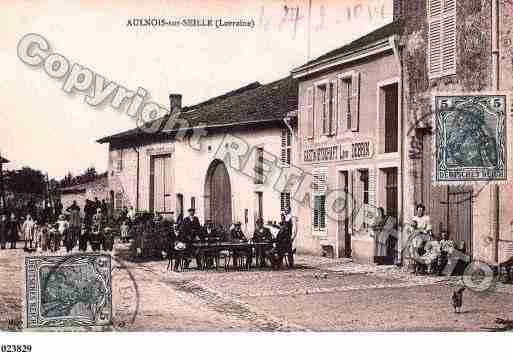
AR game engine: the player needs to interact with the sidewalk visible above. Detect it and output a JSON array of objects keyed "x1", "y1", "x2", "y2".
[{"x1": 295, "y1": 254, "x2": 513, "y2": 294}]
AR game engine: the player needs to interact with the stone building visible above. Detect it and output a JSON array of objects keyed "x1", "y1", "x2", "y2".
[
  {"x1": 291, "y1": 22, "x2": 403, "y2": 263},
  {"x1": 97, "y1": 77, "x2": 298, "y2": 237},
  {"x1": 290, "y1": 0, "x2": 513, "y2": 266},
  {"x1": 398, "y1": 0, "x2": 513, "y2": 265},
  {"x1": 59, "y1": 172, "x2": 109, "y2": 215}
]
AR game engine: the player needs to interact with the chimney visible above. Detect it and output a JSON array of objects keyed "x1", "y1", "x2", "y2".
[{"x1": 169, "y1": 94, "x2": 182, "y2": 112}]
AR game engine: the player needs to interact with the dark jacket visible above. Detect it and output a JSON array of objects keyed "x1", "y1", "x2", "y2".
[
  {"x1": 252, "y1": 227, "x2": 272, "y2": 243},
  {"x1": 200, "y1": 226, "x2": 219, "y2": 240},
  {"x1": 230, "y1": 228, "x2": 247, "y2": 242},
  {"x1": 181, "y1": 216, "x2": 201, "y2": 241}
]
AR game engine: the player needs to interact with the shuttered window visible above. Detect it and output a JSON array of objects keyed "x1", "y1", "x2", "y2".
[
  {"x1": 280, "y1": 192, "x2": 291, "y2": 213},
  {"x1": 428, "y1": 0, "x2": 456, "y2": 78},
  {"x1": 338, "y1": 72, "x2": 360, "y2": 132},
  {"x1": 281, "y1": 129, "x2": 292, "y2": 166},
  {"x1": 255, "y1": 147, "x2": 264, "y2": 184},
  {"x1": 306, "y1": 87, "x2": 314, "y2": 139},
  {"x1": 312, "y1": 168, "x2": 328, "y2": 233},
  {"x1": 317, "y1": 82, "x2": 338, "y2": 136}
]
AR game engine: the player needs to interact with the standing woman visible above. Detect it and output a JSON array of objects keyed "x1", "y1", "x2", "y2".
[
  {"x1": 409, "y1": 204, "x2": 432, "y2": 273},
  {"x1": 7, "y1": 213, "x2": 20, "y2": 249},
  {"x1": 22, "y1": 214, "x2": 36, "y2": 250}
]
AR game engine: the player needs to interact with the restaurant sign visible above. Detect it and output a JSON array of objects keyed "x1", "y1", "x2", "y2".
[{"x1": 303, "y1": 141, "x2": 373, "y2": 163}]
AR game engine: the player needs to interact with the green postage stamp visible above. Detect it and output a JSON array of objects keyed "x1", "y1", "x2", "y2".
[
  {"x1": 25, "y1": 254, "x2": 112, "y2": 329},
  {"x1": 435, "y1": 94, "x2": 508, "y2": 183}
]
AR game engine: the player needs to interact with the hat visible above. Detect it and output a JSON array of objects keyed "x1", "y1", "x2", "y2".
[{"x1": 188, "y1": 208, "x2": 195, "y2": 213}]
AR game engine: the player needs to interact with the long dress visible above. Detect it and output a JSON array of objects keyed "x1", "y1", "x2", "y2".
[{"x1": 22, "y1": 219, "x2": 36, "y2": 249}]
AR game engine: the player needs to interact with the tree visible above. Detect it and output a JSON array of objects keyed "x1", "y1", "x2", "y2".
[{"x1": 5, "y1": 167, "x2": 46, "y2": 195}]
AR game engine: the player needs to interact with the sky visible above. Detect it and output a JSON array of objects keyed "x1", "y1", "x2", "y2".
[{"x1": 0, "y1": 0, "x2": 392, "y2": 179}]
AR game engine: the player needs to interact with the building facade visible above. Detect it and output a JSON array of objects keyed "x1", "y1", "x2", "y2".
[
  {"x1": 59, "y1": 173, "x2": 109, "y2": 216},
  {"x1": 98, "y1": 77, "x2": 298, "y2": 237},
  {"x1": 399, "y1": 0, "x2": 513, "y2": 265},
  {"x1": 291, "y1": 22, "x2": 403, "y2": 263}
]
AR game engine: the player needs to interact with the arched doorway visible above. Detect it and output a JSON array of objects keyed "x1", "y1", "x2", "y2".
[{"x1": 204, "y1": 160, "x2": 232, "y2": 229}]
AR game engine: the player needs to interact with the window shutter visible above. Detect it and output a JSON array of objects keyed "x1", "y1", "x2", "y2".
[
  {"x1": 428, "y1": 0, "x2": 443, "y2": 17},
  {"x1": 428, "y1": 18, "x2": 442, "y2": 76},
  {"x1": 350, "y1": 72, "x2": 360, "y2": 132},
  {"x1": 368, "y1": 168, "x2": 376, "y2": 207},
  {"x1": 442, "y1": 10, "x2": 456, "y2": 74},
  {"x1": 281, "y1": 129, "x2": 291, "y2": 165},
  {"x1": 281, "y1": 129, "x2": 287, "y2": 164},
  {"x1": 428, "y1": 0, "x2": 456, "y2": 78},
  {"x1": 321, "y1": 86, "x2": 328, "y2": 135},
  {"x1": 306, "y1": 87, "x2": 314, "y2": 138},
  {"x1": 328, "y1": 82, "x2": 336, "y2": 135}
]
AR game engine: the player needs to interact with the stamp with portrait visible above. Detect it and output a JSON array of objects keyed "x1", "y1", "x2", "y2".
[
  {"x1": 434, "y1": 94, "x2": 508, "y2": 184},
  {"x1": 25, "y1": 254, "x2": 112, "y2": 329}
]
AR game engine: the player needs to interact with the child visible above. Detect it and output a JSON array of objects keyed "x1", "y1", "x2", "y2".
[
  {"x1": 48, "y1": 224, "x2": 59, "y2": 252},
  {"x1": 120, "y1": 221, "x2": 130, "y2": 243},
  {"x1": 22, "y1": 214, "x2": 36, "y2": 250},
  {"x1": 39, "y1": 224, "x2": 49, "y2": 252},
  {"x1": 79, "y1": 224, "x2": 89, "y2": 252}
]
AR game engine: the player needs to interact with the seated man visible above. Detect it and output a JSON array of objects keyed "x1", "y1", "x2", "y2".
[
  {"x1": 252, "y1": 218, "x2": 272, "y2": 267},
  {"x1": 201, "y1": 220, "x2": 219, "y2": 241},
  {"x1": 230, "y1": 222, "x2": 248, "y2": 268},
  {"x1": 268, "y1": 220, "x2": 293, "y2": 269},
  {"x1": 200, "y1": 220, "x2": 219, "y2": 268}
]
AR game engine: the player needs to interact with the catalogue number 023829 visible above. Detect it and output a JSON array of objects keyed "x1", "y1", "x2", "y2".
[{"x1": 1, "y1": 344, "x2": 32, "y2": 353}]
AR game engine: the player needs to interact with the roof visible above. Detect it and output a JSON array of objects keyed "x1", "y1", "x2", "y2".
[
  {"x1": 292, "y1": 21, "x2": 400, "y2": 74},
  {"x1": 59, "y1": 172, "x2": 108, "y2": 194},
  {"x1": 98, "y1": 76, "x2": 298, "y2": 144},
  {"x1": 0, "y1": 155, "x2": 9, "y2": 164}
]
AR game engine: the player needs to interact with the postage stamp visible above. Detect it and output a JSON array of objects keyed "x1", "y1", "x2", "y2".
[
  {"x1": 434, "y1": 94, "x2": 508, "y2": 183},
  {"x1": 25, "y1": 254, "x2": 112, "y2": 329}
]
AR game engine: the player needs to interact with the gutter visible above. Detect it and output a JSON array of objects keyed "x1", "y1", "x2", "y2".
[
  {"x1": 389, "y1": 34, "x2": 404, "y2": 265},
  {"x1": 292, "y1": 38, "x2": 395, "y2": 79}
]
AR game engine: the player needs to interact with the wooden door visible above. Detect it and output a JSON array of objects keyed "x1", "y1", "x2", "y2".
[
  {"x1": 150, "y1": 154, "x2": 172, "y2": 213},
  {"x1": 206, "y1": 161, "x2": 232, "y2": 229}
]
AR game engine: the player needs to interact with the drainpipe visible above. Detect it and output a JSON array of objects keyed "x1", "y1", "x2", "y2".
[
  {"x1": 491, "y1": 0, "x2": 500, "y2": 264},
  {"x1": 132, "y1": 146, "x2": 140, "y2": 212},
  {"x1": 390, "y1": 35, "x2": 404, "y2": 264}
]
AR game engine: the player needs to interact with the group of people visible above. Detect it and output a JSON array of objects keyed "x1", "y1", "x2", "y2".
[
  {"x1": 131, "y1": 206, "x2": 295, "y2": 271},
  {"x1": 0, "y1": 198, "x2": 118, "y2": 254},
  {"x1": 406, "y1": 204, "x2": 465, "y2": 275}
]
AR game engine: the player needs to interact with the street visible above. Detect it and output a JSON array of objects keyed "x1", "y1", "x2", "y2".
[{"x1": 1, "y1": 242, "x2": 512, "y2": 331}]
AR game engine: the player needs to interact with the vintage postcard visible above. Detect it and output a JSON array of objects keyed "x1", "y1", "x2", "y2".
[{"x1": 1, "y1": 0, "x2": 512, "y2": 355}]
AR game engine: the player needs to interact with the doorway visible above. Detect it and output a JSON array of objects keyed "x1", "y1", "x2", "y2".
[
  {"x1": 149, "y1": 154, "x2": 172, "y2": 213},
  {"x1": 338, "y1": 170, "x2": 351, "y2": 258},
  {"x1": 204, "y1": 160, "x2": 232, "y2": 229}
]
